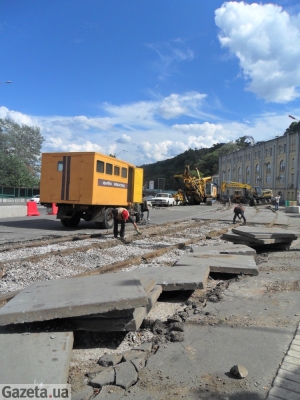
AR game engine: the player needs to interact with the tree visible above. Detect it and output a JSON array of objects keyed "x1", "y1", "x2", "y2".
[{"x1": 0, "y1": 118, "x2": 44, "y2": 186}]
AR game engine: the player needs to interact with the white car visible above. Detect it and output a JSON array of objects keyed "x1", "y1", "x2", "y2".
[
  {"x1": 29, "y1": 195, "x2": 40, "y2": 204},
  {"x1": 151, "y1": 193, "x2": 175, "y2": 207}
]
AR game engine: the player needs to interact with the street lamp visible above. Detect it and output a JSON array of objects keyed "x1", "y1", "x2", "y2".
[
  {"x1": 0, "y1": 81, "x2": 12, "y2": 84},
  {"x1": 116, "y1": 150, "x2": 127, "y2": 157},
  {"x1": 289, "y1": 115, "x2": 299, "y2": 121}
]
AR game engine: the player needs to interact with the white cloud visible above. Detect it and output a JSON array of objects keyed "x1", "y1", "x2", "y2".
[
  {"x1": 147, "y1": 39, "x2": 194, "y2": 80},
  {"x1": 1, "y1": 99, "x2": 297, "y2": 166},
  {"x1": 116, "y1": 134, "x2": 132, "y2": 144},
  {"x1": 215, "y1": 2, "x2": 300, "y2": 103}
]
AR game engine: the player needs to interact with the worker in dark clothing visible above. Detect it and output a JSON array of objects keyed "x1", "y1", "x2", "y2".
[
  {"x1": 112, "y1": 207, "x2": 141, "y2": 238},
  {"x1": 233, "y1": 205, "x2": 246, "y2": 225},
  {"x1": 142, "y1": 194, "x2": 150, "y2": 221}
]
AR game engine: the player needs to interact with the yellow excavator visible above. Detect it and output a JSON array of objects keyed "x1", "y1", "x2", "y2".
[
  {"x1": 174, "y1": 166, "x2": 218, "y2": 205},
  {"x1": 221, "y1": 181, "x2": 273, "y2": 205}
]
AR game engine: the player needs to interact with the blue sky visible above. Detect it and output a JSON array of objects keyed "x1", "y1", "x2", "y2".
[{"x1": 1, "y1": 0, "x2": 300, "y2": 166}]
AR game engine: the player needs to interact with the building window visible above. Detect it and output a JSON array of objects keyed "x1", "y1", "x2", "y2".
[
  {"x1": 121, "y1": 167, "x2": 127, "y2": 178},
  {"x1": 255, "y1": 176, "x2": 260, "y2": 184},
  {"x1": 96, "y1": 160, "x2": 105, "y2": 173},
  {"x1": 57, "y1": 161, "x2": 63, "y2": 172},
  {"x1": 238, "y1": 167, "x2": 241, "y2": 182},
  {"x1": 291, "y1": 173, "x2": 294, "y2": 187},
  {"x1": 228, "y1": 169, "x2": 231, "y2": 181},
  {"x1": 266, "y1": 175, "x2": 271, "y2": 184},
  {"x1": 246, "y1": 166, "x2": 250, "y2": 175},
  {"x1": 256, "y1": 164, "x2": 260, "y2": 173},
  {"x1": 106, "y1": 163, "x2": 113, "y2": 175},
  {"x1": 292, "y1": 158, "x2": 295, "y2": 169},
  {"x1": 266, "y1": 162, "x2": 271, "y2": 173},
  {"x1": 279, "y1": 174, "x2": 285, "y2": 183},
  {"x1": 279, "y1": 145, "x2": 282, "y2": 153},
  {"x1": 279, "y1": 160, "x2": 285, "y2": 171},
  {"x1": 246, "y1": 177, "x2": 250, "y2": 184}
]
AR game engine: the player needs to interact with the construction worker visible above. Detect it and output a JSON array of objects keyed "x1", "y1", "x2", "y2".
[
  {"x1": 233, "y1": 205, "x2": 246, "y2": 225},
  {"x1": 112, "y1": 207, "x2": 141, "y2": 238}
]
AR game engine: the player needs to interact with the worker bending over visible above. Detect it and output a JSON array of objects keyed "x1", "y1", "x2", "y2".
[
  {"x1": 112, "y1": 207, "x2": 141, "y2": 238},
  {"x1": 233, "y1": 205, "x2": 246, "y2": 225}
]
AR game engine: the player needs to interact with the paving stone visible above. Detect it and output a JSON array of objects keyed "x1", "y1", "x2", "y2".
[
  {"x1": 132, "y1": 341, "x2": 153, "y2": 353},
  {"x1": 0, "y1": 274, "x2": 149, "y2": 326},
  {"x1": 192, "y1": 243, "x2": 256, "y2": 255},
  {"x1": 280, "y1": 360, "x2": 300, "y2": 375},
  {"x1": 114, "y1": 361, "x2": 138, "y2": 389},
  {"x1": 0, "y1": 331, "x2": 73, "y2": 384},
  {"x1": 72, "y1": 385, "x2": 94, "y2": 400},
  {"x1": 278, "y1": 368, "x2": 300, "y2": 384},
  {"x1": 98, "y1": 354, "x2": 123, "y2": 367},
  {"x1": 122, "y1": 349, "x2": 148, "y2": 362},
  {"x1": 130, "y1": 357, "x2": 146, "y2": 372},
  {"x1": 175, "y1": 253, "x2": 258, "y2": 276},
  {"x1": 287, "y1": 349, "x2": 300, "y2": 359},
  {"x1": 283, "y1": 355, "x2": 300, "y2": 366},
  {"x1": 94, "y1": 385, "x2": 125, "y2": 399},
  {"x1": 90, "y1": 366, "x2": 115, "y2": 388},
  {"x1": 273, "y1": 375, "x2": 300, "y2": 393},
  {"x1": 268, "y1": 386, "x2": 300, "y2": 400}
]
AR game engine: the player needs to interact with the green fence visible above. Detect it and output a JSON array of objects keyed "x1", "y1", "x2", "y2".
[{"x1": 0, "y1": 185, "x2": 39, "y2": 201}]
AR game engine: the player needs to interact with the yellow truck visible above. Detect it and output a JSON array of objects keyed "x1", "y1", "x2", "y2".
[{"x1": 40, "y1": 152, "x2": 143, "y2": 228}]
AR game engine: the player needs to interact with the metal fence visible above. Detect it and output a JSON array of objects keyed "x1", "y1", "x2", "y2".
[{"x1": 0, "y1": 185, "x2": 39, "y2": 203}]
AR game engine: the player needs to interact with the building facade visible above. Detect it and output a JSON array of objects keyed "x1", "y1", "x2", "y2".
[{"x1": 219, "y1": 132, "x2": 300, "y2": 203}]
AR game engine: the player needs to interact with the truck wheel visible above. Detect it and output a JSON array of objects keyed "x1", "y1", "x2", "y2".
[
  {"x1": 67, "y1": 215, "x2": 80, "y2": 227},
  {"x1": 103, "y1": 208, "x2": 113, "y2": 229},
  {"x1": 60, "y1": 219, "x2": 68, "y2": 227}
]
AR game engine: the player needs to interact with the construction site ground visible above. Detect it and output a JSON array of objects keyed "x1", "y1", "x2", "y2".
[{"x1": 0, "y1": 202, "x2": 300, "y2": 399}]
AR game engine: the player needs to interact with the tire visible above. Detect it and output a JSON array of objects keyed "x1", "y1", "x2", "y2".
[
  {"x1": 95, "y1": 207, "x2": 114, "y2": 229},
  {"x1": 60, "y1": 219, "x2": 68, "y2": 227},
  {"x1": 67, "y1": 215, "x2": 80, "y2": 227}
]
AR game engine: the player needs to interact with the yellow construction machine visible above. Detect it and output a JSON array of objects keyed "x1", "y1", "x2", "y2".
[
  {"x1": 174, "y1": 166, "x2": 217, "y2": 205},
  {"x1": 221, "y1": 181, "x2": 273, "y2": 205}
]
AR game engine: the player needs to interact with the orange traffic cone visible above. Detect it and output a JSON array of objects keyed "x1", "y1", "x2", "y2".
[
  {"x1": 47, "y1": 203, "x2": 58, "y2": 215},
  {"x1": 27, "y1": 201, "x2": 40, "y2": 216}
]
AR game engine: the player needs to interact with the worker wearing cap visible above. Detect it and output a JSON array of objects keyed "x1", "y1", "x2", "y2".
[
  {"x1": 112, "y1": 207, "x2": 141, "y2": 238},
  {"x1": 233, "y1": 205, "x2": 246, "y2": 225}
]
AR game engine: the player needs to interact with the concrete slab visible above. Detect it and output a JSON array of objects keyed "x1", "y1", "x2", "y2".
[
  {"x1": 223, "y1": 232, "x2": 294, "y2": 245},
  {"x1": 285, "y1": 206, "x2": 300, "y2": 213},
  {"x1": 0, "y1": 205, "x2": 27, "y2": 218},
  {"x1": 126, "y1": 266, "x2": 210, "y2": 291},
  {"x1": 175, "y1": 253, "x2": 258, "y2": 275},
  {"x1": 0, "y1": 331, "x2": 73, "y2": 384},
  {"x1": 232, "y1": 226, "x2": 300, "y2": 239},
  {"x1": 192, "y1": 243, "x2": 256, "y2": 255},
  {"x1": 72, "y1": 285, "x2": 162, "y2": 331},
  {"x1": 0, "y1": 274, "x2": 149, "y2": 326}
]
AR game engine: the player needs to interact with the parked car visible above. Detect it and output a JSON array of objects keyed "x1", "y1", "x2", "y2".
[
  {"x1": 29, "y1": 195, "x2": 40, "y2": 204},
  {"x1": 151, "y1": 193, "x2": 175, "y2": 207},
  {"x1": 145, "y1": 196, "x2": 154, "y2": 207}
]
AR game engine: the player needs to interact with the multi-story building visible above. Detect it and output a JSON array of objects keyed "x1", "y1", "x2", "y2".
[{"x1": 219, "y1": 132, "x2": 300, "y2": 203}]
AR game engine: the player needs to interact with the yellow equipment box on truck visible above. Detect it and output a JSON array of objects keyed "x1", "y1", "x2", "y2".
[{"x1": 40, "y1": 152, "x2": 143, "y2": 229}]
